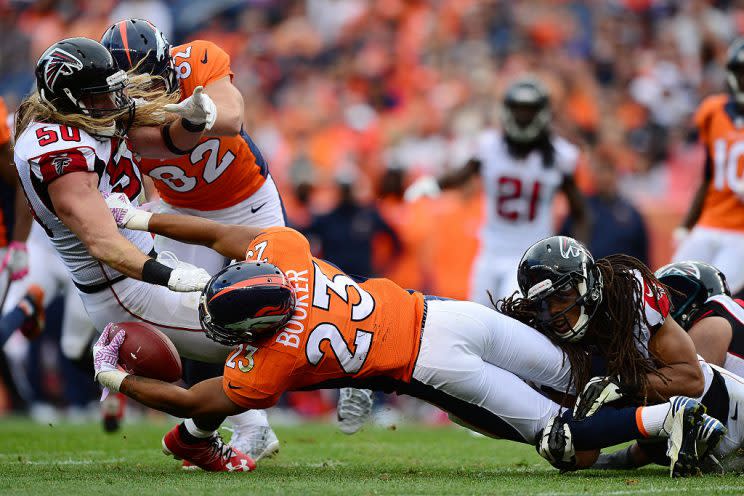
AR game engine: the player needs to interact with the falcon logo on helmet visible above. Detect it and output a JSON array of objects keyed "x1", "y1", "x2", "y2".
[
  {"x1": 558, "y1": 237, "x2": 582, "y2": 259},
  {"x1": 43, "y1": 49, "x2": 84, "y2": 91}
]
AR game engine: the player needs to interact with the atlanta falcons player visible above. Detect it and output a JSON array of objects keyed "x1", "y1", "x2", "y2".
[{"x1": 405, "y1": 78, "x2": 588, "y2": 305}]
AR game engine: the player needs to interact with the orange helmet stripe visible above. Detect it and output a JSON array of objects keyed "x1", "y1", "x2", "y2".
[
  {"x1": 209, "y1": 275, "x2": 289, "y2": 302},
  {"x1": 117, "y1": 21, "x2": 133, "y2": 66}
]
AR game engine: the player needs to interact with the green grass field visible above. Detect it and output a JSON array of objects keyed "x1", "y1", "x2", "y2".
[{"x1": 1, "y1": 419, "x2": 744, "y2": 495}]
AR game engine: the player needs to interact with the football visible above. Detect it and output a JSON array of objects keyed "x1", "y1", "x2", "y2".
[{"x1": 112, "y1": 322, "x2": 182, "y2": 383}]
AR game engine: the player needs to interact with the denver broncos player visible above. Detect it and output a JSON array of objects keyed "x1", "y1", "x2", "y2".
[
  {"x1": 674, "y1": 39, "x2": 744, "y2": 295},
  {"x1": 102, "y1": 19, "x2": 285, "y2": 460},
  {"x1": 96, "y1": 193, "x2": 716, "y2": 476},
  {"x1": 404, "y1": 78, "x2": 587, "y2": 304}
]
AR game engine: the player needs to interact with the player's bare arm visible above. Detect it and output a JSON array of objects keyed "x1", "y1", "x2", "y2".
[
  {"x1": 0, "y1": 142, "x2": 33, "y2": 242},
  {"x1": 49, "y1": 172, "x2": 152, "y2": 279},
  {"x1": 203, "y1": 76, "x2": 244, "y2": 137},
  {"x1": 687, "y1": 316, "x2": 732, "y2": 367},
  {"x1": 121, "y1": 376, "x2": 244, "y2": 420},
  {"x1": 646, "y1": 317, "x2": 705, "y2": 401},
  {"x1": 128, "y1": 115, "x2": 208, "y2": 159},
  {"x1": 560, "y1": 175, "x2": 591, "y2": 244},
  {"x1": 404, "y1": 159, "x2": 480, "y2": 201},
  {"x1": 678, "y1": 153, "x2": 712, "y2": 232}
]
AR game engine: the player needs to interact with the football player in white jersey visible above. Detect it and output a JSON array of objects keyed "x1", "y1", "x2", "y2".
[
  {"x1": 501, "y1": 236, "x2": 730, "y2": 475},
  {"x1": 405, "y1": 78, "x2": 588, "y2": 304},
  {"x1": 14, "y1": 37, "x2": 257, "y2": 466}
]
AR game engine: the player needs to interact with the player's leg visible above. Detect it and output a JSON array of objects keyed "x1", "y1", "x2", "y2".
[
  {"x1": 710, "y1": 230, "x2": 744, "y2": 295},
  {"x1": 672, "y1": 226, "x2": 718, "y2": 264}
]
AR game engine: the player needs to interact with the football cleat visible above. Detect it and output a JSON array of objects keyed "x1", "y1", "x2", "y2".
[
  {"x1": 229, "y1": 424, "x2": 280, "y2": 462},
  {"x1": 18, "y1": 285, "x2": 45, "y2": 340},
  {"x1": 101, "y1": 392, "x2": 125, "y2": 433},
  {"x1": 663, "y1": 396, "x2": 706, "y2": 478},
  {"x1": 337, "y1": 388, "x2": 373, "y2": 435},
  {"x1": 535, "y1": 415, "x2": 577, "y2": 472},
  {"x1": 695, "y1": 414, "x2": 727, "y2": 462},
  {"x1": 162, "y1": 424, "x2": 255, "y2": 472}
]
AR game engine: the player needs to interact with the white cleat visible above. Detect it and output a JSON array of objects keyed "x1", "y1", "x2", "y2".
[
  {"x1": 337, "y1": 388, "x2": 374, "y2": 435},
  {"x1": 229, "y1": 424, "x2": 280, "y2": 462},
  {"x1": 663, "y1": 396, "x2": 705, "y2": 478}
]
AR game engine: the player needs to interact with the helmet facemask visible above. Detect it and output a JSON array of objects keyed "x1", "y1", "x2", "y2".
[
  {"x1": 501, "y1": 101, "x2": 551, "y2": 143},
  {"x1": 527, "y1": 268, "x2": 603, "y2": 342},
  {"x1": 728, "y1": 40, "x2": 744, "y2": 105}
]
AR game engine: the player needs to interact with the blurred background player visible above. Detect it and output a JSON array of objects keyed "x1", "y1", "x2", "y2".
[
  {"x1": 404, "y1": 78, "x2": 588, "y2": 304},
  {"x1": 674, "y1": 39, "x2": 744, "y2": 297}
]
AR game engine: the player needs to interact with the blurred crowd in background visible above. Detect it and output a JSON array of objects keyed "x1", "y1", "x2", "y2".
[{"x1": 0, "y1": 0, "x2": 740, "y2": 422}]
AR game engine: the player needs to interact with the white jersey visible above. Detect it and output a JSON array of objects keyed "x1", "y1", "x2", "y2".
[
  {"x1": 476, "y1": 129, "x2": 579, "y2": 253},
  {"x1": 15, "y1": 122, "x2": 153, "y2": 290}
]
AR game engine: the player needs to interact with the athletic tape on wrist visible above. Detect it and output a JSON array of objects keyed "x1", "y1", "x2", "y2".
[{"x1": 97, "y1": 370, "x2": 129, "y2": 393}]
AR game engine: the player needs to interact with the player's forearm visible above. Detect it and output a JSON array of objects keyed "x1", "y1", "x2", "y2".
[
  {"x1": 438, "y1": 159, "x2": 480, "y2": 189},
  {"x1": 87, "y1": 233, "x2": 151, "y2": 280},
  {"x1": 147, "y1": 213, "x2": 257, "y2": 260},
  {"x1": 120, "y1": 375, "x2": 201, "y2": 418},
  {"x1": 128, "y1": 120, "x2": 205, "y2": 159},
  {"x1": 645, "y1": 362, "x2": 704, "y2": 401}
]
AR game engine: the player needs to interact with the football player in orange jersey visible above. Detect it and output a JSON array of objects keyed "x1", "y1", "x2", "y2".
[
  {"x1": 94, "y1": 193, "x2": 708, "y2": 475},
  {"x1": 674, "y1": 39, "x2": 744, "y2": 295},
  {"x1": 101, "y1": 19, "x2": 285, "y2": 460}
]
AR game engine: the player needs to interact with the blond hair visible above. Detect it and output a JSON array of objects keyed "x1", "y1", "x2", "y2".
[{"x1": 14, "y1": 73, "x2": 180, "y2": 141}]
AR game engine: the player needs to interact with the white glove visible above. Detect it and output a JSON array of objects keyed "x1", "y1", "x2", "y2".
[
  {"x1": 403, "y1": 176, "x2": 441, "y2": 202},
  {"x1": 168, "y1": 265, "x2": 212, "y2": 292},
  {"x1": 104, "y1": 192, "x2": 152, "y2": 231},
  {"x1": 1, "y1": 241, "x2": 29, "y2": 281},
  {"x1": 163, "y1": 86, "x2": 217, "y2": 131},
  {"x1": 573, "y1": 375, "x2": 625, "y2": 420}
]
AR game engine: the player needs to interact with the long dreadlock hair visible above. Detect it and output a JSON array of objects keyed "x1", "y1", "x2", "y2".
[{"x1": 496, "y1": 254, "x2": 669, "y2": 403}]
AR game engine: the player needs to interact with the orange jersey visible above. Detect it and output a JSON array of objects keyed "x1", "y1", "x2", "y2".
[
  {"x1": 222, "y1": 227, "x2": 426, "y2": 410},
  {"x1": 138, "y1": 40, "x2": 268, "y2": 211},
  {"x1": 695, "y1": 94, "x2": 744, "y2": 230},
  {"x1": 0, "y1": 97, "x2": 10, "y2": 245}
]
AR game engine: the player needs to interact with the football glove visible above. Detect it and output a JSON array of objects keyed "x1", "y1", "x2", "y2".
[
  {"x1": 164, "y1": 86, "x2": 217, "y2": 131},
  {"x1": 403, "y1": 176, "x2": 441, "y2": 202},
  {"x1": 104, "y1": 192, "x2": 152, "y2": 231},
  {"x1": 93, "y1": 324, "x2": 129, "y2": 401},
  {"x1": 167, "y1": 265, "x2": 211, "y2": 292},
  {"x1": 536, "y1": 415, "x2": 577, "y2": 472},
  {"x1": 573, "y1": 375, "x2": 625, "y2": 420},
  {"x1": 1, "y1": 241, "x2": 29, "y2": 281}
]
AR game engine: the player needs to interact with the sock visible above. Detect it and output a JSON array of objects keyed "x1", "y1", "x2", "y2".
[
  {"x1": 563, "y1": 406, "x2": 643, "y2": 450},
  {"x1": 227, "y1": 409, "x2": 267, "y2": 428},
  {"x1": 592, "y1": 445, "x2": 638, "y2": 470},
  {"x1": 180, "y1": 419, "x2": 215, "y2": 443},
  {"x1": 638, "y1": 403, "x2": 672, "y2": 437},
  {"x1": 0, "y1": 308, "x2": 28, "y2": 348}
]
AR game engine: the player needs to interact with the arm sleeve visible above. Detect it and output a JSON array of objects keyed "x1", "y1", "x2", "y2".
[{"x1": 30, "y1": 146, "x2": 97, "y2": 184}]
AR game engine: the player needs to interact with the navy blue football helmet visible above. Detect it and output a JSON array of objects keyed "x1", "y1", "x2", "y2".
[
  {"x1": 101, "y1": 19, "x2": 178, "y2": 93},
  {"x1": 199, "y1": 262, "x2": 296, "y2": 346},
  {"x1": 655, "y1": 261, "x2": 730, "y2": 330},
  {"x1": 517, "y1": 236, "x2": 603, "y2": 342}
]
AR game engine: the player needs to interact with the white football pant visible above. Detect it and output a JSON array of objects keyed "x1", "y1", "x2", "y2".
[{"x1": 673, "y1": 226, "x2": 744, "y2": 294}]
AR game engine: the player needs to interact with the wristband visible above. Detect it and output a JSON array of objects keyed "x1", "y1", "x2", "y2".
[
  {"x1": 142, "y1": 258, "x2": 173, "y2": 287},
  {"x1": 96, "y1": 370, "x2": 129, "y2": 393},
  {"x1": 180, "y1": 117, "x2": 206, "y2": 133},
  {"x1": 161, "y1": 123, "x2": 193, "y2": 155}
]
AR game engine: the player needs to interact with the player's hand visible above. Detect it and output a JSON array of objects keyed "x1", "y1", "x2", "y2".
[
  {"x1": 573, "y1": 376, "x2": 625, "y2": 420},
  {"x1": 536, "y1": 416, "x2": 577, "y2": 472},
  {"x1": 1, "y1": 241, "x2": 29, "y2": 281},
  {"x1": 168, "y1": 265, "x2": 211, "y2": 292},
  {"x1": 403, "y1": 176, "x2": 441, "y2": 202},
  {"x1": 104, "y1": 192, "x2": 152, "y2": 231},
  {"x1": 93, "y1": 324, "x2": 126, "y2": 400},
  {"x1": 163, "y1": 86, "x2": 217, "y2": 131}
]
